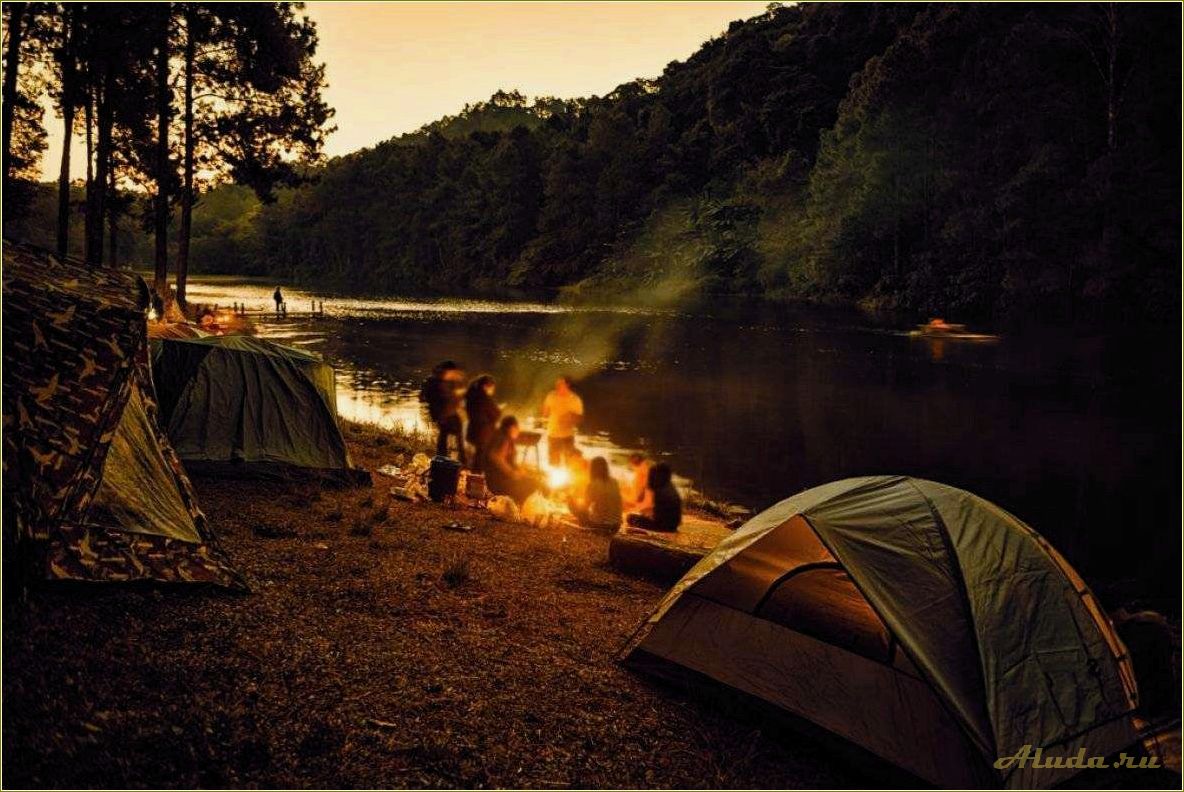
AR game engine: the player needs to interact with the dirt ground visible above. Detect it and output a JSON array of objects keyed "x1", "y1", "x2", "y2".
[
  {"x1": 2, "y1": 423, "x2": 1177, "y2": 789},
  {"x1": 3, "y1": 423, "x2": 866, "y2": 789}
]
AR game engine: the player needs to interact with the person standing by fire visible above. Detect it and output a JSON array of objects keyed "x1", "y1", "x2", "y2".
[
  {"x1": 420, "y1": 360, "x2": 467, "y2": 464},
  {"x1": 541, "y1": 375, "x2": 584, "y2": 466},
  {"x1": 464, "y1": 374, "x2": 500, "y2": 471}
]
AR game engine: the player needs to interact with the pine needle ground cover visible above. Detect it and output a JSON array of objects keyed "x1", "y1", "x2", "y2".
[{"x1": 4, "y1": 422, "x2": 858, "y2": 789}]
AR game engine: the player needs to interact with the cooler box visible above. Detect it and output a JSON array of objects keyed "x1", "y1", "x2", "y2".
[{"x1": 428, "y1": 456, "x2": 463, "y2": 502}]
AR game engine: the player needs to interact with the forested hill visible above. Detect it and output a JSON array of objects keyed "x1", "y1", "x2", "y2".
[{"x1": 15, "y1": 3, "x2": 1181, "y2": 322}]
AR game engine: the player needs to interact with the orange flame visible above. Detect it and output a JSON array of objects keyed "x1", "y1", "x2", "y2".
[{"x1": 546, "y1": 466, "x2": 571, "y2": 489}]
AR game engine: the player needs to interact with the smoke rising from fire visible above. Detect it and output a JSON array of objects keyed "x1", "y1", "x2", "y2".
[{"x1": 500, "y1": 249, "x2": 709, "y2": 425}]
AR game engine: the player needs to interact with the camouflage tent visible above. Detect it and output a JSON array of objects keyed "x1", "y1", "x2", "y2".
[
  {"x1": 151, "y1": 335, "x2": 366, "y2": 483},
  {"x1": 1, "y1": 242, "x2": 244, "y2": 588}
]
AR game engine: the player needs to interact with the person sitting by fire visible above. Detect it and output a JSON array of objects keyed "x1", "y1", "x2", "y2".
[
  {"x1": 541, "y1": 375, "x2": 583, "y2": 466},
  {"x1": 464, "y1": 374, "x2": 500, "y2": 471},
  {"x1": 420, "y1": 360, "x2": 467, "y2": 465},
  {"x1": 626, "y1": 462, "x2": 682, "y2": 532},
  {"x1": 624, "y1": 452, "x2": 653, "y2": 510},
  {"x1": 567, "y1": 456, "x2": 623, "y2": 531},
  {"x1": 483, "y1": 415, "x2": 539, "y2": 505}
]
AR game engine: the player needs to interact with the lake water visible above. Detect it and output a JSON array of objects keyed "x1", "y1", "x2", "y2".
[{"x1": 183, "y1": 277, "x2": 1180, "y2": 606}]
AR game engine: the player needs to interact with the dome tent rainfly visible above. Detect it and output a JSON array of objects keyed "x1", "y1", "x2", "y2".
[
  {"x1": 151, "y1": 335, "x2": 366, "y2": 483},
  {"x1": 622, "y1": 475, "x2": 1140, "y2": 788},
  {"x1": 146, "y1": 321, "x2": 211, "y2": 340},
  {"x1": 1, "y1": 242, "x2": 244, "y2": 588}
]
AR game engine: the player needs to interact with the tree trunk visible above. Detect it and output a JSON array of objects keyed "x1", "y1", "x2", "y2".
[
  {"x1": 1096, "y1": 2, "x2": 1119, "y2": 315},
  {"x1": 56, "y1": 9, "x2": 76, "y2": 258},
  {"x1": 176, "y1": 8, "x2": 195, "y2": 307},
  {"x1": 153, "y1": 8, "x2": 171, "y2": 298},
  {"x1": 87, "y1": 79, "x2": 113, "y2": 266},
  {"x1": 2, "y1": 2, "x2": 28, "y2": 188},
  {"x1": 1105, "y1": 3, "x2": 1119, "y2": 153},
  {"x1": 84, "y1": 88, "x2": 93, "y2": 191},
  {"x1": 83, "y1": 87, "x2": 97, "y2": 263},
  {"x1": 56, "y1": 106, "x2": 75, "y2": 257},
  {"x1": 892, "y1": 157, "x2": 901, "y2": 280},
  {"x1": 107, "y1": 165, "x2": 118, "y2": 266},
  {"x1": 95, "y1": 89, "x2": 113, "y2": 265}
]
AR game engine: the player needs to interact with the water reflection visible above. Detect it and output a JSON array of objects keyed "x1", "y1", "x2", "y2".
[
  {"x1": 183, "y1": 278, "x2": 668, "y2": 319},
  {"x1": 190, "y1": 276, "x2": 1178, "y2": 605}
]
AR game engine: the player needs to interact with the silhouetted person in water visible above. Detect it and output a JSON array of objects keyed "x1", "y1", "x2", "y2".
[{"x1": 273, "y1": 287, "x2": 283, "y2": 316}]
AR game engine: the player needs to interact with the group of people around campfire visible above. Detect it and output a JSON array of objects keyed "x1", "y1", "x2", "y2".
[{"x1": 421, "y1": 361, "x2": 681, "y2": 532}]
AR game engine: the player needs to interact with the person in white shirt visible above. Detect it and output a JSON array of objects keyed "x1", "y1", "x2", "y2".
[{"x1": 541, "y1": 375, "x2": 584, "y2": 466}]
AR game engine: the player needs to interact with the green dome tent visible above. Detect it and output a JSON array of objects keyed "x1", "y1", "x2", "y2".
[
  {"x1": 1, "y1": 242, "x2": 243, "y2": 588},
  {"x1": 151, "y1": 335, "x2": 364, "y2": 482},
  {"x1": 622, "y1": 475, "x2": 1140, "y2": 788}
]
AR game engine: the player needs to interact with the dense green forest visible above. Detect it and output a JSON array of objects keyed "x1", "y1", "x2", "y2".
[{"x1": 8, "y1": 3, "x2": 1180, "y2": 322}]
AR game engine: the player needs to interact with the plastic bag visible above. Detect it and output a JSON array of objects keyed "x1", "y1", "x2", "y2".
[
  {"x1": 521, "y1": 493, "x2": 558, "y2": 529},
  {"x1": 390, "y1": 477, "x2": 427, "y2": 501},
  {"x1": 487, "y1": 495, "x2": 520, "y2": 522}
]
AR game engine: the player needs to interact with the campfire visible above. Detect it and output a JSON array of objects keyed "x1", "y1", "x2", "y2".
[
  {"x1": 516, "y1": 456, "x2": 579, "y2": 527},
  {"x1": 546, "y1": 465, "x2": 571, "y2": 490}
]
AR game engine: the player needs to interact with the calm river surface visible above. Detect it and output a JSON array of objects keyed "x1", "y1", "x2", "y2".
[{"x1": 184, "y1": 277, "x2": 1179, "y2": 605}]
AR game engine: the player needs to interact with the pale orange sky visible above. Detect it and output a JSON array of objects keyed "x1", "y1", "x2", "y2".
[{"x1": 40, "y1": 1, "x2": 769, "y2": 180}]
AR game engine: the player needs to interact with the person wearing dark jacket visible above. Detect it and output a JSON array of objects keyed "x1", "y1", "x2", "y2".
[
  {"x1": 420, "y1": 360, "x2": 467, "y2": 464},
  {"x1": 464, "y1": 374, "x2": 500, "y2": 471},
  {"x1": 482, "y1": 416, "x2": 538, "y2": 505},
  {"x1": 626, "y1": 462, "x2": 681, "y2": 532}
]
